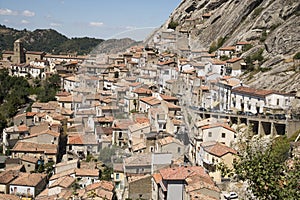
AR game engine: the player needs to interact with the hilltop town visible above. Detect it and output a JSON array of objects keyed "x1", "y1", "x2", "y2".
[{"x1": 0, "y1": 22, "x2": 299, "y2": 200}]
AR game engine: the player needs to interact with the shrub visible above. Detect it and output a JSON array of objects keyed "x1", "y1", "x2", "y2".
[
  {"x1": 168, "y1": 20, "x2": 179, "y2": 30},
  {"x1": 293, "y1": 52, "x2": 300, "y2": 60}
]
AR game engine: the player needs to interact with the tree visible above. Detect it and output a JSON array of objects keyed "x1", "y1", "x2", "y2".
[
  {"x1": 98, "y1": 146, "x2": 118, "y2": 166},
  {"x1": 234, "y1": 137, "x2": 300, "y2": 199},
  {"x1": 100, "y1": 166, "x2": 113, "y2": 181}
]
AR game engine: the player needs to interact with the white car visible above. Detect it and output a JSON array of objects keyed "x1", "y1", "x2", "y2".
[{"x1": 224, "y1": 192, "x2": 238, "y2": 199}]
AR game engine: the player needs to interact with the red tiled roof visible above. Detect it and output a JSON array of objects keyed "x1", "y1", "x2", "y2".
[
  {"x1": 140, "y1": 96, "x2": 161, "y2": 106},
  {"x1": 135, "y1": 117, "x2": 150, "y2": 124},
  {"x1": 226, "y1": 57, "x2": 242, "y2": 63},
  {"x1": 26, "y1": 112, "x2": 37, "y2": 117},
  {"x1": 10, "y1": 172, "x2": 47, "y2": 187},
  {"x1": 236, "y1": 41, "x2": 251, "y2": 45},
  {"x1": 68, "y1": 134, "x2": 97, "y2": 145},
  {"x1": 211, "y1": 59, "x2": 226, "y2": 65},
  {"x1": 201, "y1": 123, "x2": 235, "y2": 133},
  {"x1": 85, "y1": 180, "x2": 114, "y2": 192},
  {"x1": 159, "y1": 166, "x2": 207, "y2": 181},
  {"x1": 232, "y1": 86, "x2": 275, "y2": 98},
  {"x1": 133, "y1": 87, "x2": 152, "y2": 95},
  {"x1": 219, "y1": 46, "x2": 236, "y2": 51},
  {"x1": 158, "y1": 136, "x2": 183, "y2": 146},
  {"x1": 160, "y1": 94, "x2": 178, "y2": 101},
  {"x1": 75, "y1": 168, "x2": 99, "y2": 177},
  {"x1": 202, "y1": 142, "x2": 237, "y2": 157},
  {"x1": 12, "y1": 142, "x2": 58, "y2": 154}
]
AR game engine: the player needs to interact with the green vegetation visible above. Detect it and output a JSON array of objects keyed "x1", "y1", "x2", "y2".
[
  {"x1": 253, "y1": 7, "x2": 264, "y2": 18},
  {"x1": 234, "y1": 136, "x2": 300, "y2": 199},
  {"x1": 33, "y1": 74, "x2": 61, "y2": 102},
  {"x1": 98, "y1": 146, "x2": 119, "y2": 167},
  {"x1": 100, "y1": 166, "x2": 113, "y2": 181},
  {"x1": 208, "y1": 37, "x2": 227, "y2": 53},
  {"x1": 0, "y1": 25, "x2": 103, "y2": 55},
  {"x1": 243, "y1": 44, "x2": 253, "y2": 52},
  {"x1": 0, "y1": 69, "x2": 61, "y2": 132},
  {"x1": 293, "y1": 52, "x2": 300, "y2": 60},
  {"x1": 0, "y1": 69, "x2": 31, "y2": 121},
  {"x1": 168, "y1": 20, "x2": 179, "y2": 30},
  {"x1": 260, "y1": 30, "x2": 268, "y2": 42},
  {"x1": 220, "y1": 55, "x2": 229, "y2": 61},
  {"x1": 245, "y1": 48, "x2": 264, "y2": 71}
]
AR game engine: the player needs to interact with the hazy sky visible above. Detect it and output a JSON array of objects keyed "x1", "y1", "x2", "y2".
[{"x1": 0, "y1": 0, "x2": 181, "y2": 41}]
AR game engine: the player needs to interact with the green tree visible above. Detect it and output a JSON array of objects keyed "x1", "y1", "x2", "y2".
[
  {"x1": 100, "y1": 166, "x2": 113, "y2": 181},
  {"x1": 234, "y1": 137, "x2": 300, "y2": 199}
]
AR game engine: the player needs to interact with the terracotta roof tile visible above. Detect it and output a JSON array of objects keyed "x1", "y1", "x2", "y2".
[
  {"x1": 10, "y1": 172, "x2": 47, "y2": 187},
  {"x1": 219, "y1": 46, "x2": 236, "y2": 51},
  {"x1": 236, "y1": 41, "x2": 251, "y2": 45},
  {"x1": 133, "y1": 87, "x2": 152, "y2": 95},
  {"x1": 135, "y1": 117, "x2": 150, "y2": 124},
  {"x1": 226, "y1": 57, "x2": 242, "y2": 63},
  {"x1": 0, "y1": 170, "x2": 19, "y2": 184},
  {"x1": 50, "y1": 176, "x2": 75, "y2": 188},
  {"x1": 140, "y1": 96, "x2": 161, "y2": 106},
  {"x1": 159, "y1": 166, "x2": 207, "y2": 181},
  {"x1": 75, "y1": 168, "x2": 99, "y2": 177},
  {"x1": 0, "y1": 194, "x2": 21, "y2": 200},
  {"x1": 232, "y1": 86, "x2": 275, "y2": 98},
  {"x1": 21, "y1": 155, "x2": 39, "y2": 163},
  {"x1": 12, "y1": 141, "x2": 58, "y2": 154},
  {"x1": 85, "y1": 180, "x2": 114, "y2": 192},
  {"x1": 68, "y1": 134, "x2": 97, "y2": 145},
  {"x1": 158, "y1": 136, "x2": 183, "y2": 146},
  {"x1": 201, "y1": 142, "x2": 237, "y2": 157},
  {"x1": 201, "y1": 123, "x2": 235, "y2": 133},
  {"x1": 160, "y1": 94, "x2": 178, "y2": 101}
]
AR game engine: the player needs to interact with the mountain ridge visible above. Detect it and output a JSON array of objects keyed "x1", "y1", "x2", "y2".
[{"x1": 0, "y1": 24, "x2": 140, "y2": 56}]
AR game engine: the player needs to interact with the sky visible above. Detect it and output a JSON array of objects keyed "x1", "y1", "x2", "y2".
[{"x1": 0, "y1": 0, "x2": 181, "y2": 41}]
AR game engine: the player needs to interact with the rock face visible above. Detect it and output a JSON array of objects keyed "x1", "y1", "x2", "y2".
[{"x1": 148, "y1": 0, "x2": 300, "y2": 92}]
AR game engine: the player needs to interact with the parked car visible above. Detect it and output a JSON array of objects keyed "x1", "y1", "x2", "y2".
[
  {"x1": 237, "y1": 111, "x2": 245, "y2": 115},
  {"x1": 274, "y1": 114, "x2": 286, "y2": 120},
  {"x1": 198, "y1": 107, "x2": 207, "y2": 112},
  {"x1": 224, "y1": 192, "x2": 238, "y2": 199},
  {"x1": 245, "y1": 111, "x2": 255, "y2": 116}
]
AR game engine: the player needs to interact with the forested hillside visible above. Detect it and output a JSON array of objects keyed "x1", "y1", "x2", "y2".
[{"x1": 0, "y1": 25, "x2": 104, "y2": 55}]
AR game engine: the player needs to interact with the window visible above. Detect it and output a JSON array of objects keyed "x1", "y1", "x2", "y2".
[
  {"x1": 285, "y1": 99, "x2": 289, "y2": 106},
  {"x1": 177, "y1": 147, "x2": 181, "y2": 153},
  {"x1": 116, "y1": 173, "x2": 120, "y2": 179},
  {"x1": 277, "y1": 99, "x2": 280, "y2": 105},
  {"x1": 222, "y1": 133, "x2": 226, "y2": 138},
  {"x1": 150, "y1": 146, "x2": 154, "y2": 152},
  {"x1": 208, "y1": 132, "x2": 212, "y2": 137}
]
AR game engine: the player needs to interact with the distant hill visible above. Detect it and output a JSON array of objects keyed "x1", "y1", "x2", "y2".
[
  {"x1": 0, "y1": 25, "x2": 104, "y2": 55},
  {"x1": 91, "y1": 38, "x2": 141, "y2": 55}
]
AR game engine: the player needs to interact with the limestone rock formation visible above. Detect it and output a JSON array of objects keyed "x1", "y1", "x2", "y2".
[{"x1": 147, "y1": 0, "x2": 300, "y2": 92}]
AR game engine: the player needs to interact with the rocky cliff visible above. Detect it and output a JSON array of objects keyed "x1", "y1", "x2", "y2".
[{"x1": 149, "y1": 0, "x2": 300, "y2": 92}]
